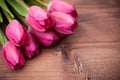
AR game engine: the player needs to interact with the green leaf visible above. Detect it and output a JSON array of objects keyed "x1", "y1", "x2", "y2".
[
  {"x1": 0, "y1": 0, "x2": 14, "y2": 18},
  {"x1": 6, "y1": 0, "x2": 28, "y2": 17},
  {"x1": 0, "y1": 11, "x2": 3, "y2": 23},
  {"x1": 0, "y1": 29, "x2": 7, "y2": 46}
]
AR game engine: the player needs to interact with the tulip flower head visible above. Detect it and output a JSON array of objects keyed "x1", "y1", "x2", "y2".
[
  {"x1": 29, "y1": 27, "x2": 59, "y2": 46},
  {"x1": 51, "y1": 12, "x2": 78, "y2": 34},
  {"x1": 22, "y1": 34, "x2": 39, "y2": 58},
  {"x1": 6, "y1": 20, "x2": 29, "y2": 46},
  {"x1": 48, "y1": 0, "x2": 78, "y2": 18},
  {"x1": 26, "y1": 6, "x2": 54, "y2": 32},
  {"x1": 2, "y1": 41, "x2": 25, "y2": 69}
]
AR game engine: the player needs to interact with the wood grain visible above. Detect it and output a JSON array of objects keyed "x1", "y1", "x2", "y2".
[{"x1": 0, "y1": 0, "x2": 120, "y2": 80}]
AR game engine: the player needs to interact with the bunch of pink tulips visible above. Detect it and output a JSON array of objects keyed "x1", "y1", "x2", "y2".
[{"x1": 0, "y1": 0, "x2": 78, "y2": 69}]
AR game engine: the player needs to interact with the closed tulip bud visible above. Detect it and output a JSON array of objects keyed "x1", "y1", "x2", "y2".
[
  {"x1": 6, "y1": 20, "x2": 29, "y2": 46},
  {"x1": 26, "y1": 6, "x2": 54, "y2": 32},
  {"x1": 29, "y1": 27, "x2": 59, "y2": 46},
  {"x1": 51, "y1": 12, "x2": 78, "y2": 34},
  {"x1": 22, "y1": 34, "x2": 39, "y2": 58},
  {"x1": 2, "y1": 41, "x2": 25, "y2": 70},
  {"x1": 48, "y1": 0, "x2": 78, "y2": 18}
]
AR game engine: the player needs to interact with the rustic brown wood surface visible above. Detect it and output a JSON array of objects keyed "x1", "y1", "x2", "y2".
[{"x1": 0, "y1": 0, "x2": 120, "y2": 80}]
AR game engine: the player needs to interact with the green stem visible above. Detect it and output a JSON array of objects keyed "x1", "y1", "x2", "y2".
[
  {"x1": 2, "y1": 10, "x2": 13, "y2": 22},
  {"x1": 0, "y1": 29, "x2": 7, "y2": 46},
  {"x1": 27, "y1": 0, "x2": 48, "y2": 8},
  {"x1": 35, "y1": 0, "x2": 48, "y2": 7},
  {"x1": 14, "y1": 11, "x2": 29, "y2": 28},
  {"x1": 17, "y1": 0, "x2": 29, "y2": 10}
]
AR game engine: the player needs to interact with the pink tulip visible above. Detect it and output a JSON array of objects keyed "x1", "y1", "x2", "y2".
[
  {"x1": 22, "y1": 34, "x2": 39, "y2": 58},
  {"x1": 48, "y1": 0, "x2": 78, "y2": 18},
  {"x1": 2, "y1": 41, "x2": 25, "y2": 70},
  {"x1": 29, "y1": 27, "x2": 59, "y2": 46},
  {"x1": 26, "y1": 6, "x2": 54, "y2": 32},
  {"x1": 51, "y1": 12, "x2": 78, "y2": 34},
  {"x1": 6, "y1": 20, "x2": 29, "y2": 46}
]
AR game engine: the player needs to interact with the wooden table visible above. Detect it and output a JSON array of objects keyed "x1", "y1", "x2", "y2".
[{"x1": 0, "y1": 0, "x2": 120, "y2": 80}]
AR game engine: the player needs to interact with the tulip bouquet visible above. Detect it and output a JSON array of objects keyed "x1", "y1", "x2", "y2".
[{"x1": 0, "y1": 0, "x2": 78, "y2": 69}]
